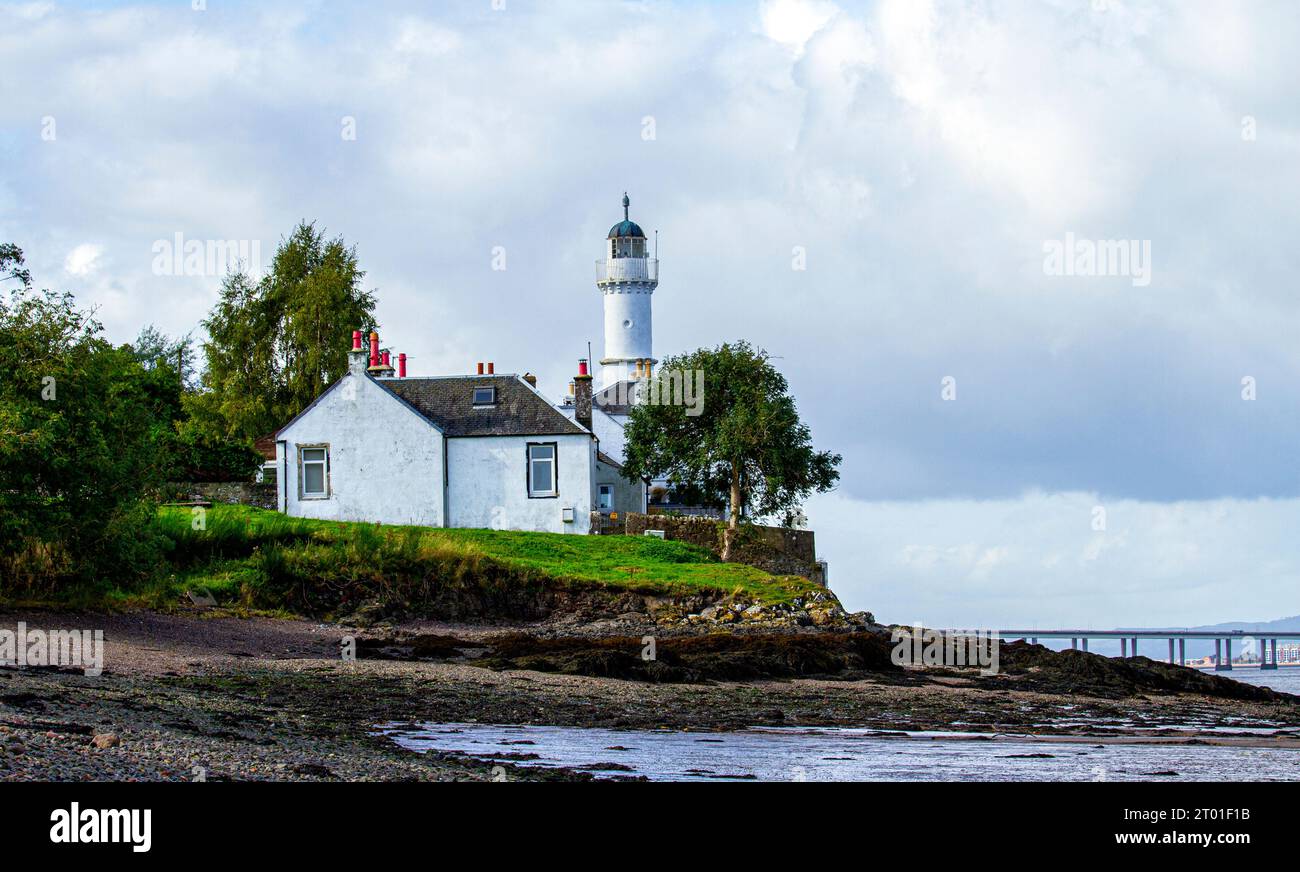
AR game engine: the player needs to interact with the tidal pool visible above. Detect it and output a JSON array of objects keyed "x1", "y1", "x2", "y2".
[{"x1": 381, "y1": 722, "x2": 1300, "y2": 782}]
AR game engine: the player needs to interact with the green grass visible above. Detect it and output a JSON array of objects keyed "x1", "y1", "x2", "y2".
[{"x1": 137, "y1": 505, "x2": 821, "y2": 616}]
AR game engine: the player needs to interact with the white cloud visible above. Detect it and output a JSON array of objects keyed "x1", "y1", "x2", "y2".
[
  {"x1": 63, "y1": 243, "x2": 103, "y2": 276},
  {"x1": 8, "y1": 2, "x2": 53, "y2": 21},
  {"x1": 393, "y1": 17, "x2": 460, "y2": 56},
  {"x1": 3, "y1": 0, "x2": 1299, "y2": 624},
  {"x1": 760, "y1": 0, "x2": 840, "y2": 53}
]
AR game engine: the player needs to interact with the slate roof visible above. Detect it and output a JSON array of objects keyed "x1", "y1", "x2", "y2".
[
  {"x1": 380, "y1": 375, "x2": 588, "y2": 438},
  {"x1": 593, "y1": 379, "x2": 638, "y2": 415}
]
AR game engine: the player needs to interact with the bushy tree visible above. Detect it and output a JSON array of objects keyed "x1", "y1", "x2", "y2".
[
  {"x1": 622, "y1": 341, "x2": 841, "y2": 556},
  {"x1": 1, "y1": 243, "x2": 31, "y2": 287},
  {"x1": 129, "y1": 324, "x2": 261, "y2": 482},
  {"x1": 201, "y1": 222, "x2": 377, "y2": 441},
  {"x1": 132, "y1": 324, "x2": 198, "y2": 391},
  {"x1": 0, "y1": 248, "x2": 174, "y2": 590}
]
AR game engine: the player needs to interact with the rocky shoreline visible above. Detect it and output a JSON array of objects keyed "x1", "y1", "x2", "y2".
[{"x1": 2, "y1": 609, "x2": 1298, "y2": 781}]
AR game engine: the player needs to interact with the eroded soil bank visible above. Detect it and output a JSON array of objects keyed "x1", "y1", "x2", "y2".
[{"x1": 2, "y1": 610, "x2": 1297, "y2": 781}]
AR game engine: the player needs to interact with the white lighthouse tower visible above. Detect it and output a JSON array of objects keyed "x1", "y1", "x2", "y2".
[{"x1": 597, "y1": 192, "x2": 658, "y2": 388}]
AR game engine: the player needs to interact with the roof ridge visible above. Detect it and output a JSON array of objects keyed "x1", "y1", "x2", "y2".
[{"x1": 383, "y1": 373, "x2": 588, "y2": 438}]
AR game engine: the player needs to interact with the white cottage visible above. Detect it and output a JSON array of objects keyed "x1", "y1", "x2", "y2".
[
  {"x1": 275, "y1": 335, "x2": 613, "y2": 534},
  {"x1": 276, "y1": 194, "x2": 666, "y2": 533}
]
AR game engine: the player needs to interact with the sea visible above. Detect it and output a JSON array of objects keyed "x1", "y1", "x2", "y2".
[{"x1": 1215, "y1": 666, "x2": 1300, "y2": 695}]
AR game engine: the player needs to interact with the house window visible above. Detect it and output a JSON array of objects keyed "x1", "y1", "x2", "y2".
[
  {"x1": 257, "y1": 461, "x2": 278, "y2": 486},
  {"x1": 598, "y1": 484, "x2": 613, "y2": 510},
  {"x1": 299, "y1": 446, "x2": 329, "y2": 499},
  {"x1": 473, "y1": 386, "x2": 496, "y2": 406},
  {"x1": 527, "y1": 443, "x2": 557, "y2": 498}
]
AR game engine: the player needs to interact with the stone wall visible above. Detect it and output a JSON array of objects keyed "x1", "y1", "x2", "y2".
[
  {"x1": 168, "y1": 482, "x2": 277, "y2": 510},
  {"x1": 624, "y1": 513, "x2": 821, "y2": 583}
]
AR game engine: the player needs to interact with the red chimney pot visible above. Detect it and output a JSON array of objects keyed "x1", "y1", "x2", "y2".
[
  {"x1": 578, "y1": 358, "x2": 589, "y2": 376},
  {"x1": 477, "y1": 362, "x2": 484, "y2": 375},
  {"x1": 369, "y1": 332, "x2": 380, "y2": 368},
  {"x1": 398, "y1": 353, "x2": 407, "y2": 378},
  {"x1": 352, "y1": 330, "x2": 362, "y2": 351},
  {"x1": 487, "y1": 362, "x2": 495, "y2": 375},
  {"x1": 381, "y1": 350, "x2": 391, "y2": 368}
]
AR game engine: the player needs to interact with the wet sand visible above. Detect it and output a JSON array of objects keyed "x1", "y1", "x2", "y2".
[{"x1": 2, "y1": 610, "x2": 1298, "y2": 781}]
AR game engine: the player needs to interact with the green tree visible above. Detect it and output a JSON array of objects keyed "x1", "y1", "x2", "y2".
[
  {"x1": 132, "y1": 324, "x2": 197, "y2": 392},
  {"x1": 0, "y1": 249, "x2": 175, "y2": 591},
  {"x1": 201, "y1": 270, "x2": 279, "y2": 440},
  {"x1": 1, "y1": 243, "x2": 32, "y2": 288},
  {"x1": 622, "y1": 341, "x2": 841, "y2": 556},
  {"x1": 200, "y1": 222, "x2": 377, "y2": 441},
  {"x1": 127, "y1": 325, "x2": 261, "y2": 483}
]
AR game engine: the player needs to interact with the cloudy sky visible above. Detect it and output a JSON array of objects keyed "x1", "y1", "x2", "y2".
[{"x1": 3, "y1": 0, "x2": 1298, "y2": 628}]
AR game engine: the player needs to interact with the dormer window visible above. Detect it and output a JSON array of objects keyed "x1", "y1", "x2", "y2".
[{"x1": 473, "y1": 386, "x2": 496, "y2": 407}]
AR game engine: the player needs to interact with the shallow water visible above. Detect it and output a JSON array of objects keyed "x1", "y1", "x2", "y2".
[
  {"x1": 384, "y1": 722, "x2": 1300, "y2": 782},
  {"x1": 1207, "y1": 666, "x2": 1300, "y2": 695}
]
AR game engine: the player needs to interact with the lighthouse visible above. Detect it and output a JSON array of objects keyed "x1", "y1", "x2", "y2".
[{"x1": 597, "y1": 192, "x2": 658, "y2": 388}]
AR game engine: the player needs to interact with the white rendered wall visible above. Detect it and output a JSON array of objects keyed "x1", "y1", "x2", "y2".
[
  {"x1": 590, "y1": 407, "x2": 628, "y2": 465},
  {"x1": 278, "y1": 374, "x2": 445, "y2": 526},
  {"x1": 446, "y1": 434, "x2": 594, "y2": 534},
  {"x1": 594, "y1": 456, "x2": 646, "y2": 516},
  {"x1": 601, "y1": 283, "x2": 653, "y2": 387},
  {"x1": 558, "y1": 405, "x2": 628, "y2": 466}
]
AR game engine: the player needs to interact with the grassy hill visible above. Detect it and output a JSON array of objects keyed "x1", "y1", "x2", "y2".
[{"x1": 136, "y1": 505, "x2": 823, "y2": 617}]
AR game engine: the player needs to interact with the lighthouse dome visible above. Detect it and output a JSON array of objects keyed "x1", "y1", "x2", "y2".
[{"x1": 607, "y1": 219, "x2": 645, "y2": 239}]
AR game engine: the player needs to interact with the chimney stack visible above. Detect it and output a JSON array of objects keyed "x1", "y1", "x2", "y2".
[
  {"x1": 523, "y1": 372, "x2": 537, "y2": 388},
  {"x1": 348, "y1": 330, "x2": 368, "y2": 375},
  {"x1": 368, "y1": 334, "x2": 394, "y2": 375},
  {"x1": 398, "y1": 353, "x2": 407, "y2": 378},
  {"x1": 574, "y1": 358, "x2": 593, "y2": 433}
]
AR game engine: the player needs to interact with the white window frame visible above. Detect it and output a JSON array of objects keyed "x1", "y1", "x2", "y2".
[
  {"x1": 256, "y1": 460, "x2": 278, "y2": 486},
  {"x1": 473, "y1": 386, "x2": 496, "y2": 408},
  {"x1": 298, "y1": 444, "x2": 330, "y2": 500},
  {"x1": 598, "y1": 484, "x2": 614, "y2": 510},
  {"x1": 527, "y1": 442, "x2": 558, "y2": 499}
]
